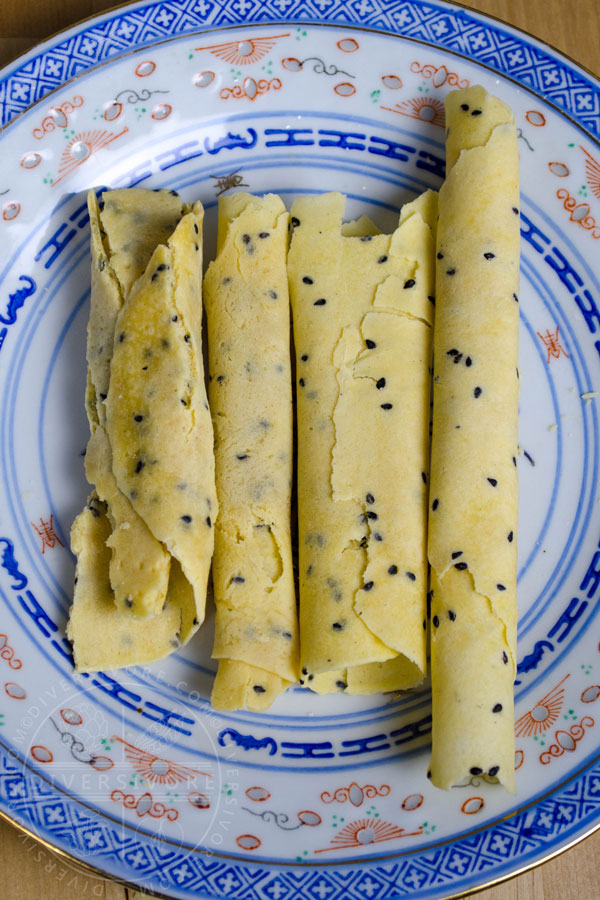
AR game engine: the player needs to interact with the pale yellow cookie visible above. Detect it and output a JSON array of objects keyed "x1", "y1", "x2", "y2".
[
  {"x1": 288, "y1": 190, "x2": 436, "y2": 692},
  {"x1": 204, "y1": 193, "x2": 298, "y2": 710},
  {"x1": 428, "y1": 86, "x2": 520, "y2": 792},
  {"x1": 106, "y1": 203, "x2": 216, "y2": 628}
]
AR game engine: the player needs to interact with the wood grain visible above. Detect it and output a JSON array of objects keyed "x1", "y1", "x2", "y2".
[{"x1": 0, "y1": 1, "x2": 598, "y2": 898}]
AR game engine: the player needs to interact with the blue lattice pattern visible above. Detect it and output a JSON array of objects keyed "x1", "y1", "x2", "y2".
[
  {"x1": 2, "y1": 751, "x2": 600, "y2": 899},
  {"x1": 0, "y1": 0, "x2": 599, "y2": 137}
]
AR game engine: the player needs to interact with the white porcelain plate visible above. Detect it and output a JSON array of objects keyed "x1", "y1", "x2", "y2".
[{"x1": 1, "y1": 2, "x2": 600, "y2": 897}]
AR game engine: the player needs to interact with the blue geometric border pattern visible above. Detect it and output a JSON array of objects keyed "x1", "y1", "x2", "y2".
[
  {"x1": 1, "y1": 0, "x2": 599, "y2": 138},
  {"x1": 2, "y1": 748, "x2": 600, "y2": 899}
]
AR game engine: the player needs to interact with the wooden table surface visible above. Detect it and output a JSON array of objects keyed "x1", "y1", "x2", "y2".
[{"x1": 1, "y1": 1, "x2": 599, "y2": 898}]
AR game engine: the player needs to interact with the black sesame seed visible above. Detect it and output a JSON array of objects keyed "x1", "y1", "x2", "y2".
[
  {"x1": 448, "y1": 610, "x2": 456, "y2": 621},
  {"x1": 332, "y1": 622, "x2": 344, "y2": 630},
  {"x1": 446, "y1": 268, "x2": 456, "y2": 276},
  {"x1": 259, "y1": 232, "x2": 270, "y2": 239},
  {"x1": 487, "y1": 477, "x2": 498, "y2": 487},
  {"x1": 366, "y1": 511, "x2": 378, "y2": 520},
  {"x1": 302, "y1": 276, "x2": 313, "y2": 284},
  {"x1": 502, "y1": 651, "x2": 508, "y2": 664},
  {"x1": 125, "y1": 597, "x2": 133, "y2": 608},
  {"x1": 452, "y1": 551, "x2": 463, "y2": 559},
  {"x1": 217, "y1": 375, "x2": 225, "y2": 383},
  {"x1": 366, "y1": 339, "x2": 376, "y2": 349},
  {"x1": 181, "y1": 515, "x2": 192, "y2": 524},
  {"x1": 308, "y1": 674, "x2": 314, "y2": 682},
  {"x1": 470, "y1": 767, "x2": 483, "y2": 775},
  {"x1": 488, "y1": 766, "x2": 500, "y2": 777},
  {"x1": 301, "y1": 354, "x2": 309, "y2": 361},
  {"x1": 378, "y1": 255, "x2": 388, "y2": 264},
  {"x1": 474, "y1": 386, "x2": 482, "y2": 398},
  {"x1": 508, "y1": 531, "x2": 514, "y2": 543},
  {"x1": 299, "y1": 378, "x2": 306, "y2": 388},
  {"x1": 455, "y1": 561, "x2": 468, "y2": 571},
  {"x1": 223, "y1": 277, "x2": 231, "y2": 285},
  {"x1": 496, "y1": 583, "x2": 506, "y2": 591},
  {"x1": 181, "y1": 399, "x2": 188, "y2": 406},
  {"x1": 403, "y1": 278, "x2": 416, "y2": 289},
  {"x1": 406, "y1": 571, "x2": 416, "y2": 581},
  {"x1": 242, "y1": 234, "x2": 251, "y2": 244},
  {"x1": 134, "y1": 414, "x2": 144, "y2": 422},
  {"x1": 460, "y1": 103, "x2": 469, "y2": 111},
  {"x1": 236, "y1": 454, "x2": 248, "y2": 460},
  {"x1": 512, "y1": 207, "x2": 519, "y2": 215},
  {"x1": 432, "y1": 499, "x2": 439, "y2": 511},
  {"x1": 512, "y1": 456, "x2": 517, "y2": 467},
  {"x1": 437, "y1": 252, "x2": 444, "y2": 259},
  {"x1": 471, "y1": 109, "x2": 482, "y2": 116},
  {"x1": 363, "y1": 581, "x2": 374, "y2": 591},
  {"x1": 193, "y1": 617, "x2": 199, "y2": 626},
  {"x1": 291, "y1": 217, "x2": 300, "y2": 227},
  {"x1": 465, "y1": 356, "x2": 472, "y2": 367},
  {"x1": 253, "y1": 685, "x2": 266, "y2": 693},
  {"x1": 171, "y1": 315, "x2": 178, "y2": 322},
  {"x1": 336, "y1": 680, "x2": 347, "y2": 690},
  {"x1": 388, "y1": 565, "x2": 398, "y2": 575},
  {"x1": 119, "y1": 332, "x2": 125, "y2": 342},
  {"x1": 373, "y1": 532, "x2": 383, "y2": 541},
  {"x1": 100, "y1": 393, "x2": 107, "y2": 400},
  {"x1": 302, "y1": 667, "x2": 308, "y2": 675},
  {"x1": 513, "y1": 293, "x2": 519, "y2": 303},
  {"x1": 447, "y1": 348, "x2": 459, "y2": 356},
  {"x1": 484, "y1": 252, "x2": 496, "y2": 260},
  {"x1": 376, "y1": 377, "x2": 386, "y2": 389},
  {"x1": 366, "y1": 492, "x2": 375, "y2": 504},
  {"x1": 135, "y1": 460, "x2": 145, "y2": 473},
  {"x1": 381, "y1": 403, "x2": 393, "y2": 410},
  {"x1": 206, "y1": 516, "x2": 212, "y2": 527},
  {"x1": 492, "y1": 703, "x2": 503, "y2": 713},
  {"x1": 453, "y1": 353, "x2": 463, "y2": 364},
  {"x1": 194, "y1": 223, "x2": 199, "y2": 234},
  {"x1": 432, "y1": 615, "x2": 439, "y2": 628},
  {"x1": 427, "y1": 769, "x2": 432, "y2": 779},
  {"x1": 314, "y1": 298, "x2": 327, "y2": 306},
  {"x1": 194, "y1": 243, "x2": 199, "y2": 252},
  {"x1": 232, "y1": 575, "x2": 245, "y2": 583},
  {"x1": 184, "y1": 334, "x2": 191, "y2": 343},
  {"x1": 360, "y1": 234, "x2": 372, "y2": 242},
  {"x1": 282, "y1": 632, "x2": 292, "y2": 639},
  {"x1": 269, "y1": 290, "x2": 278, "y2": 299},
  {"x1": 421, "y1": 472, "x2": 427, "y2": 483}
]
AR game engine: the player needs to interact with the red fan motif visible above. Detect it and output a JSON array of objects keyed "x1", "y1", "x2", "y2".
[
  {"x1": 315, "y1": 817, "x2": 423, "y2": 852},
  {"x1": 112, "y1": 736, "x2": 212, "y2": 785},
  {"x1": 195, "y1": 33, "x2": 290, "y2": 66},
  {"x1": 381, "y1": 97, "x2": 445, "y2": 128},
  {"x1": 54, "y1": 127, "x2": 128, "y2": 186},
  {"x1": 581, "y1": 145, "x2": 600, "y2": 201},
  {"x1": 514, "y1": 673, "x2": 569, "y2": 738}
]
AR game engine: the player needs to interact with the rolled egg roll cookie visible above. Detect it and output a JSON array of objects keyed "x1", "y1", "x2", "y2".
[
  {"x1": 204, "y1": 193, "x2": 298, "y2": 711},
  {"x1": 82, "y1": 189, "x2": 186, "y2": 617},
  {"x1": 289, "y1": 191, "x2": 436, "y2": 691},
  {"x1": 428, "y1": 86, "x2": 520, "y2": 791},
  {"x1": 106, "y1": 202, "x2": 217, "y2": 630},
  {"x1": 68, "y1": 494, "x2": 196, "y2": 672}
]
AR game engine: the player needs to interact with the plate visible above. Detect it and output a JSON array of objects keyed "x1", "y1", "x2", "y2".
[{"x1": 1, "y1": 1, "x2": 600, "y2": 898}]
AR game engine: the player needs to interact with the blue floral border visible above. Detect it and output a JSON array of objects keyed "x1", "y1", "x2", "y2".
[
  {"x1": 2, "y1": 749, "x2": 600, "y2": 900},
  {"x1": 0, "y1": 0, "x2": 599, "y2": 137}
]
